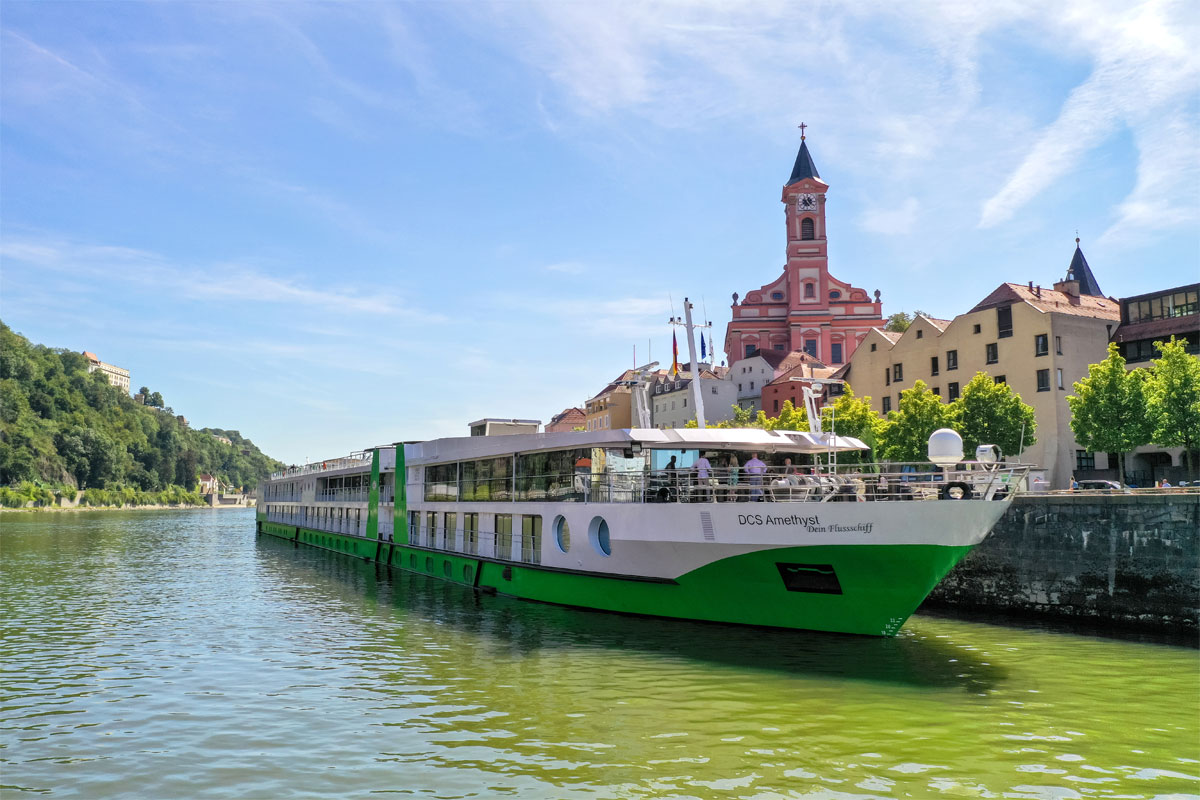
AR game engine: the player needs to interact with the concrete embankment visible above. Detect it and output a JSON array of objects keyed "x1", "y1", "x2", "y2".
[{"x1": 924, "y1": 492, "x2": 1199, "y2": 633}]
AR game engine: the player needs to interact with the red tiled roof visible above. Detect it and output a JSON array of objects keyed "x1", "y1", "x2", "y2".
[
  {"x1": 767, "y1": 362, "x2": 838, "y2": 386},
  {"x1": 971, "y1": 283, "x2": 1119, "y2": 319}
]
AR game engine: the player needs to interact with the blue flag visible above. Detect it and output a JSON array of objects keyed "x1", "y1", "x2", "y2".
[{"x1": 700, "y1": 332, "x2": 707, "y2": 360}]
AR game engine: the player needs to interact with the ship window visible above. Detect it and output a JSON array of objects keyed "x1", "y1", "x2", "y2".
[
  {"x1": 443, "y1": 512, "x2": 456, "y2": 550},
  {"x1": 554, "y1": 516, "x2": 571, "y2": 553},
  {"x1": 426, "y1": 511, "x2": 437, "y2": 549},
  {"x1": 495, "y1": 514, "x2": 513, "y2": 560},
  {"x1": 589, "y1": 516, "x2": 612, "y2": 556},
  {"x1": 443, "y1": 560, "x2": 452, "y2": 577},
  {"x1": 521, "y1": 515, "x2": 542, "y2": 564},
  {"x1": 463, "y1": 512, "x2": 479, "y2": 554}
]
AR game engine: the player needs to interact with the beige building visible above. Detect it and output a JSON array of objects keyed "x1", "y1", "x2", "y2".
[
  {"x1": 845, "y1": 245, "x2": 1120, "y2": 488},
  {"x1": 82, "y1": 351, "x2": 130, "y2": 394},
  {"x1": 650, "y1": 367, "x2": 738, "y2": 429},
  {"x1": 584, "y1": 370, "x2": 638, "y2": 432}
]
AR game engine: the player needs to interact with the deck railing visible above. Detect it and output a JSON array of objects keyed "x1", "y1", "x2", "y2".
[{"x1": 418, "y1": 462, "x2": 1031, "y2": 504}]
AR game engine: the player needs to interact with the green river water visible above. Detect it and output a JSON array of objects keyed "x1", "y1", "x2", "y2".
[{"x1": 1, "y1": 509, "x2": 1197, "y2": 799}]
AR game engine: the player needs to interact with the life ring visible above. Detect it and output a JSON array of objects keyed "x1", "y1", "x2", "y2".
[{"x1": 940, "y1": 481, "x2": 972, "y2": 500}]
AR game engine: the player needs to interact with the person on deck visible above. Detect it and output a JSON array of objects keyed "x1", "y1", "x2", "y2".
[{"x1": 744, "y1": 453, "x2": 767, "y2": 501}]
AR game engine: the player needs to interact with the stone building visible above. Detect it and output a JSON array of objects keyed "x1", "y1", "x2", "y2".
[
  {"x1": 649, "y1": 367, "x2": 737, "y2": 429},
  {"x1": 82, "y1": 351, "x2": 130, "y2": 394},
  {"x1": 545, "y1": 407, "x2": 586, "y2": 433},
  {"x1": 845, "y1": 242, "x2": 1120, "y2": 489},
  {"x1": 724, "y1": 133, "x2": 884, "y2": 367},
  {"x1": 729, "y1": 349, "x2": 821, "y2": 413}
]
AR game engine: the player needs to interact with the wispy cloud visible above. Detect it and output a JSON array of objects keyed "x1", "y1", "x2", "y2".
[{"x1": 0, "y1": 234, "x2": 429, "y2": 317}]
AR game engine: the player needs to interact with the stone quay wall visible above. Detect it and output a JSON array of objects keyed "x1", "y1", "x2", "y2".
[{"x1": 925, "y1": 493, "x2": 1199, "y2": 633}]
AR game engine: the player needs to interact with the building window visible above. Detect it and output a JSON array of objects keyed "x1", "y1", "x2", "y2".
[
  {"x1": 804, "y1": 339, "x2": 817, "y2": 357},
  {"x1": 830, "y1": 290, "x2": 841, "y2": 299},
  {"x1": 738, "y1": 383, "x2": 743, "y2": 391},
  {"x1": 994, "y1": 375, "x2": 1006, "y2": 384},
  {"x1": 985, "y1": 343, "x2": 998, "y2": 364},
  {"x1": 1035, "y1": 334, "x2": 1049, "y2": 356},
  {"x1": 973, "y1": 323, "x2": 981, "y2": 334},
  {"x1": 1037, "y1": 369, "x2": 1050, "y2": 392},
  {"x1": 804, "y1": 282, "x2": 815, "y2": 299},
  {"x1": 916, "y1": 329, "x2": 923, "y2": 339},
  {"x1": 1057, "y1": 368, "x2": 1064, "y2": 390},
  {"x1": 774, "y1": 399, "x2": 780, "y2": 412},
  {"x1": 947, "y1": 350, "x2": 958, "y2": 370},
  {"x1": 884, "y1": 368, "x2": 890, "y2": 386},
  {"x1": 948, "y1": 382, "x2": 960, "y2": 401},
  {"x1": 801, "y1": 217, "x2": 815, "y2": 240},
  {"x1": 773, "y1": 344, "x2": 785, "y2": 351},
  {"x1": 1076, "y1": 450, "x2": 1095, "y2": 470},
  {"x1": 831, "y1": 342, "x2": 843, "y2": 364},
  {"x1": 893, "y1": 363, "x2": 903, "y2": 382},
  {"x1": 771, "y1": 291, "x2": 784, "y2": 300},
  {"x1": 1056, "y1": 335, "x2": 1063, "y2": 355},
  {"x1": 870, "y1": 343, "x2": 877, "y2": 352},
  {"x1": 931, "y1": 356, "x2": 939, "y2": 376},
  {"x1": 745, "y1": 345, "x2": 755, "y2": 358},
  {"x1": 882, "y1": 397, "x2": 892, "y2": 413},
  {"x1": 997, "y1": 306, "x2": 1013, "y2": 338},
  {"x1": 749, "y1": 381, "x2": 755, "y2": 390}
]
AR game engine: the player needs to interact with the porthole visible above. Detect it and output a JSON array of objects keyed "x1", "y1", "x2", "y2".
[
  {"x1": 425, "y1": 557, "x2": 434, "y2": 573},
  {"x1": 554, "y1": 516, "x2": 571, "y2": 553},
  {"x1": 588, "y1": 516, "x2": 612, "y2": 557},
  {"x1": 443, "y1": 560, "x2": 452, "y2": 577}
]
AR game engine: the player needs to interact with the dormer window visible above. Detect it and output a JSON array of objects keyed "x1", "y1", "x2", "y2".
[{"x1": 801, "y1": 218, "x2": 815, "y2": 240}]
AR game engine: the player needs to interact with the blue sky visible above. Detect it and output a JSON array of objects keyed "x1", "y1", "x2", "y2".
[{"x1": 2, "y1": 1, "x2": 1197, "y2": 465}]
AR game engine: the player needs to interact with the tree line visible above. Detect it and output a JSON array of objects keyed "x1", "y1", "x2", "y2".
[
  {"x1": 696, "y1": 370, "x2": 1037, "y2": 464},
  {"x1": 0, "y1": 321, "x2": 285, "y2": 498},
  {"x1": 1068, "y1": 339, "x2": 1199, "y2": 483}
]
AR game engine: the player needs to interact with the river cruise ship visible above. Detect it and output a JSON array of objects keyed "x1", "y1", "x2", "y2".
[{"x1": 257, "y1": 427, "x2": 1027, "y2": 636}]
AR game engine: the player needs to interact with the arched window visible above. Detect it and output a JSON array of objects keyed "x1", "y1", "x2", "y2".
[
  {"x1": 804, "y1": 282, "x2": 815, "y2": 299},
  {"x1": 801, "y1": 218, "x2": 815, "y2": 240}
]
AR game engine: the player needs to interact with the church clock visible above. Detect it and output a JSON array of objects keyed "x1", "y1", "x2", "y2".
[{"x1": 796, "y1": 193, "x2": 817, "y2": 212}]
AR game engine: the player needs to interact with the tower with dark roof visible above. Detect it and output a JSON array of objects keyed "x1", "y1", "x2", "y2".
[{"x1": 1064, "y1": 238, "x2": 1104, "y2": 297}]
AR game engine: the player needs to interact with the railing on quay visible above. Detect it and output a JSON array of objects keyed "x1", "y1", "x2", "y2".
[{"x1": 419, "y1": 462, "x2": 1031, "y2": 504}]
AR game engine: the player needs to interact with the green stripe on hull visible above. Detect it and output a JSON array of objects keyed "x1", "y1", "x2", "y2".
[
  {"x1": 258, "y1": 518, "x2": 971, "y2": 636},
  {"x1": 479, "y1": 544, "x2": 971, "y2": 637}
]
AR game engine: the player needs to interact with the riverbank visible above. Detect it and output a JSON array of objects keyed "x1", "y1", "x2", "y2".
[{"x1": 0, "y1": 502, "x2": 254, "y2": 514}]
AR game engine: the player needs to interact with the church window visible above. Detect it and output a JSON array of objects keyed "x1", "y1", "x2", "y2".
[
  {"x1": 801, "y1": 218, "x2": 815, "y2": 240},
  {"x1": 831, "y1": 343, "x2": 843, "y2": 364},
  {"x1": 771, "y1": 291, "x2": 784, "y2": 301},
  {"x1": 830, "y1": 291, "x2": 841, "y2": 299},
  {"x1": 745, "y1": 345, "x2": 755, "y2": 358},
  {"x1": 804, "y1": 282, "x2": 815, "y2": 299},
  {"x1": 804, "y1": 339, "x2": 817, "y2": 357},
  {"x1": 773, "y1": 344, "x2": 784, "y2": 351}
]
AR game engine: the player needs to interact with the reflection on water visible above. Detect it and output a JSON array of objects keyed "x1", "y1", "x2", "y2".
[{"x1": 2, "y1": 510, "x2": 1198, "y2": 799}]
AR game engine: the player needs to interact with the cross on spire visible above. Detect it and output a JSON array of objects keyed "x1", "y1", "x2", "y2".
[{"x1": 798, "y1": 122, "x2": 807, "y2": 141}]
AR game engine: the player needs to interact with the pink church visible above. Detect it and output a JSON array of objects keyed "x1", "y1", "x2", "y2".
[{"x1": 725, "y1": 134, "x2": 884, "y2": 367}]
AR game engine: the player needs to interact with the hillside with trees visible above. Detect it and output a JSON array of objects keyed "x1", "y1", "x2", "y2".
[{"x1": 0, "y1": 321, "x2": 284, "y2": 497}]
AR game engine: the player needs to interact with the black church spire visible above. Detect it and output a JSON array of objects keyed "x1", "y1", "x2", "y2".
[{"x1": 1066, "y1": 238, "x2": 1104, "y2": 297}]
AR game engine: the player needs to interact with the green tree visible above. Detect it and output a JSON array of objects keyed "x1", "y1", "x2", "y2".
[
  {"x1": 764, "y1": 399, "x2": 807, "y2": 431},
  {"x1": 951, "y1": 372, "x2": 1037, "y2": 458},
  {"x1": 1145, "y1": 337, "x2": 1200, "y2": 477},
  {"x1": 149, "y1": 391, "x2": 164, "y2": 408},
  {"x1": 877, "y1": 380, "x2": 957, "y2": 462},
  {"x1": 820, "y1": 388, "x2": 886, "y2": 462},
  {"x1": 883, "y1": 309, "x2": 928, "y2": 333},
  {"x1": 1067, "y1": 343, "x2": 1152, "y2": 484}
]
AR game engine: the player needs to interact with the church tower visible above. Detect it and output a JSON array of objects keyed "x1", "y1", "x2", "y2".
[{"x1": 724, "y1": 130, "x2": 884, "y2": 366}]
